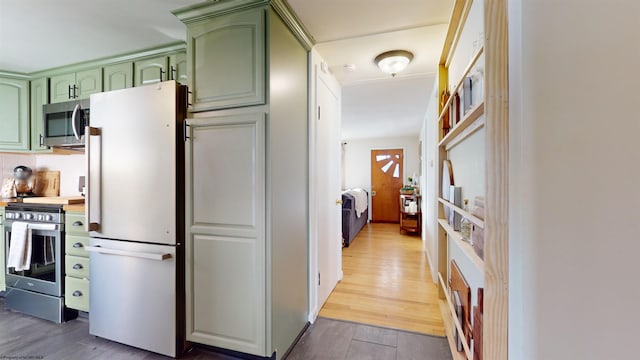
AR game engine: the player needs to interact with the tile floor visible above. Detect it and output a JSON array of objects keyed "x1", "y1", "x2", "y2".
[{"x1": 0, "y1": 298, "x2": 451, "y2": 360}]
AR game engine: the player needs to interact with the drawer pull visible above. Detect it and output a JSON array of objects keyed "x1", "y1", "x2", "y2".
[
  {"x1": 72, "y1": 220, "x2": 83, "y2": 227},
  {"x1": 72, "y1": 290, "x2": 83, "y2": 297},
  {"x1": 73, "y1": 263, "x2": 83, "y2": 270},
  {"x1": 73, "y1": 242, "x2": 84, "y2": 248}
]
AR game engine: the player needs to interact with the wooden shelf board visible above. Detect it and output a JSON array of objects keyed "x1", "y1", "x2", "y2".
[
  {"x1": 439, "y1": 299, "x2": 469, "y2": 360},
  {"x1": 437, "y1": 46, "x2": 484, "y2": 124},
  {"x1": 438, "y1": 219, "x2": 485, "y2": 272},
  {"x1": 438, "y1": 198, "x2": 485, "y2": 229},
  {"x1": 439, "y1": 276, "x2": 473, "y2": 359},
  {"x1": 440, "y1": 102, "x2": 485, "y2": 149}
]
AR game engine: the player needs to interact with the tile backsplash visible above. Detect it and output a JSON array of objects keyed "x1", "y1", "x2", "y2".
[
  {"x1": 0, "y1": 153, "x2": 84, "y2": 197},
  {"x1": 0, "y1": 154, "x2": 36, "y2": 183}
]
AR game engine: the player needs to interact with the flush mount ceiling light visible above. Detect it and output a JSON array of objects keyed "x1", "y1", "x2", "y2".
[{"x1": 374, "y1": 50, "x2": 414, "y2": 77}]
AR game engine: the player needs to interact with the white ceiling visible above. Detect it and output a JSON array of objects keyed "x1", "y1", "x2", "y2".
[{"x1": 0, "y1": 0, "x2": 452, "y2": 140}]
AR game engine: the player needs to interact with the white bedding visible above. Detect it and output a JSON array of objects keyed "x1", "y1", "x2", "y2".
[{"x1": 343, "y1": 188, "x2": 368, "y2": 218}]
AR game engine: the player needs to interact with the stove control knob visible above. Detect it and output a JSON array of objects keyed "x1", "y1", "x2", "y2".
[
  {"x1": 24, "y1": 213, "x2": 33, "y2": 220},
  {"x1": 45, "y1": 215, "x2": 53, "y2": 221},
  {"x1": 6, "y1": 213, "x2": 13, "y2": 219},
  {"x1": 14, "y1": 213, "x2": 21, "y2": 219}
]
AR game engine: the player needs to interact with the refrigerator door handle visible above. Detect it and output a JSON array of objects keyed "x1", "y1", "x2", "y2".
[
  {"x1": 85, "y1": 126, "x2": 101, "y2": 232},
  {"x1": 85, "y1": 245, "x2": 172, "y2": 261}
]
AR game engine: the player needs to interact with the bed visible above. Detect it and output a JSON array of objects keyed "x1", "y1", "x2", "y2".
[{"x1": 341, "y1": 188, "x2": 369, "y2": 247}]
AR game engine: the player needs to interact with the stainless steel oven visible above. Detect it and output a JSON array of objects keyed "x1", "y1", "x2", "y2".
[{"x1": 3, "y1": 203, "x2": 77, "y2": 322}]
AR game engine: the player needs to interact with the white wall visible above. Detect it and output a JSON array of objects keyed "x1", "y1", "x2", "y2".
[
  {"x1": 35, "y1": 154, "x2": 84, "y2": 196},
  {"x1": 343, "y1": 136, "x2": 420, "y2": 189},
  {"x1": 0, "y1": 153, "x2": 83, "y2": 197},
  {"x1": 0, "y1": 154, "x2": 35, "y2": 181},
  {"x1": 421, "y1": 82, "x2": 439, "y2": 282},
  {"x1": 343, "y1": 135, "x2": 420, "y2": 219},
  {"x1": 510, "y1": 1, "x2": 640, "y2": 359},
  {"x1": 308, "y1": 48, "x2": 343, "y2": 322}
]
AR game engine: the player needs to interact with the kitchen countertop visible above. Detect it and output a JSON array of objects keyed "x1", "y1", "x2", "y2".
[
  {"x1": 64, "y1": 204, "x2": 85, "y2": 213},
  {"x1": 1, "y1": 198, "x2": 85, "y2": 212},
  {"x1": 0, "y1": 198, "x2": 22, "y2": 207}
]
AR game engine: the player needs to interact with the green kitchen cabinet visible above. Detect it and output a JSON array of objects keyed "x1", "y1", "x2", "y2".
[
  {"x1": 134, "y1": 55, "x2": 169, "y2": 86},
  {"x1": 175, "y1": 1, "x2": 311, "y2": 358},
  {"x1": 104, "y1": 62, "x2": 133, "y2": 91},
  {"x1": 1, "y1": 207, "x2": 4, "y2": 291},
  {"x1": 30, "y1": 77, "x2": 49, "y2": 151},
  {"x1": 64, "y1": 211, "x2": 90, "y2": 312},
  {"x1": 50, "y1": 68, "x2": 103, "y2": 103},
  {"x1": 0, "y1": 77, "x2": 30, "y2": 151},
  {"x1": 169, "y1": 52, "x2": 187, "y2": 85},
  {"x1": 181, "y1": 7, "x2": 266, "y2": 112}
]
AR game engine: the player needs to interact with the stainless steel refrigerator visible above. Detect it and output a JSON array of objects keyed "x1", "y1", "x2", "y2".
[{"x1": 85, "y1": 81, "x2": 187, "y2": 357}]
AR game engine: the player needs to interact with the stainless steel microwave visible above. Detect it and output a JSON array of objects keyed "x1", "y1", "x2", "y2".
[{"x1": 42, "y1": 99, "x2": 90, "y2": 148}]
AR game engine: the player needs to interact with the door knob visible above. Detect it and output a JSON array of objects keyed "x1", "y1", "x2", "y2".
[
  {"x1": 336, "y1": 199, "x2": 343, "y2": 205},
  {"x1": 371, "y1": 191, "x2": 377, "y2": 196}
]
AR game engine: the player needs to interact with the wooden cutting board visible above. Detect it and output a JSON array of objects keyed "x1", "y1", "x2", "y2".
[
  {"x1": 33, "y1": 171, "x2": 60, "y2": 197},
  {"x1": 23, "y1": 196, "x2": 85, "y2": 205}
]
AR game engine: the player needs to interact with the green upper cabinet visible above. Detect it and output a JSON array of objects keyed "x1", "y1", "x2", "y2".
[
  {"x1": 184, "y1": 7, "x2": 266, "y2": 112},
  {"x1": 134, "y1": 56, "x2": 169, "y2": 87},
  {"x1": 104, "y1": 62, "x2": 133, "y2": 92},
  {"x1": 0, "y1": 77, "x2": 30, "y2": 151},
  {"x1": 30, "y1": 77, "x2": 49, "y2": 151},
  {"x1": 169, "y1": 52, "x2": 187, "y2": 85},
  {"x1": 50, "y1": 68, "x2": 102, "y2": 103},
  {"x1": 49, "y1": 72, "x2": 75, "y2": 103}
]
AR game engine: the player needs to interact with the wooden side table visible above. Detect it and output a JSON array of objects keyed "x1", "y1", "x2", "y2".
[{"x1": 399, "y1": 194, "x2": 421, "y2": 234}]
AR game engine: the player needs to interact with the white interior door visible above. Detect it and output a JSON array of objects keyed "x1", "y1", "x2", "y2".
[{"x1": 317, "y1": 76, "x2": 342, "y2": 307}]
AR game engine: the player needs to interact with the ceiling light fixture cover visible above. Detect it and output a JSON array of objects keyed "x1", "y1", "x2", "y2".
[{"x1": 374, "y1": 50, "x2": 414, "y2": 76}]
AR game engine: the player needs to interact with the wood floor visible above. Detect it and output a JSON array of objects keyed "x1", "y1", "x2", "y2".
[{"x1": 319, "y1": 222, "x2": 446, "y2": 336}]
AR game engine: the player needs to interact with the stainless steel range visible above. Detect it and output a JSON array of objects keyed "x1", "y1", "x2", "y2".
[{"x1": 3, "y1": 203, "x2": 77, "y2": 322}]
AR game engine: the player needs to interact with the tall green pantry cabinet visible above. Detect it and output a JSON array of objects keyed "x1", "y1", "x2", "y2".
[
  {"x1": 174, "y1": 1, "x2": 312, "y2": 358},
  {"x1": 0, "y1": 76, "x2": 29, "y2": 151}
]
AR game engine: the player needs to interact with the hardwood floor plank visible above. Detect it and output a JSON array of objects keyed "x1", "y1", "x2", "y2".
[{"x1": 319, "y1": 223, "x2": 446, "y2": 336}]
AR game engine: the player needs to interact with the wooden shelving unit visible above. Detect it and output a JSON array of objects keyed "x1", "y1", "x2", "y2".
[
  {"x1": 438, "y1": 198, "x2": 484, "y2": 229},
  {"x1": 432, "y1": 0, "x2": 508, "y2": 359},
  {"x1": 438, "y1": 219, "x2": 484, "y2": 272},
  {"x1": 434, "y1": 1, "x2": 505, "y2": 359}
]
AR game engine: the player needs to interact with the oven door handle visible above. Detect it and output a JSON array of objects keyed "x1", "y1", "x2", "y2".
[
  {"x1": 85, "y1": 245, "x2": 172, "y2": 261},
  {"x1": 27, "y1": 223, "x2": 59, "y2": 231},
  {"x1": 85, "y1": 126, "x2": 101, "y2": 232}
]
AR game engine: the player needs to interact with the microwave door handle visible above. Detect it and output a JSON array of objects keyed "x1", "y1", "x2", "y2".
[
  {"x1": 86, "y1": 126, "x2": 101, "y2": 232},
  {"x1": 72, "y1": 104, "x2": 81, "y2": 140}
]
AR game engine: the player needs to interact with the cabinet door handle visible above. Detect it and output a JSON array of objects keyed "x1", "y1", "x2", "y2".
[
  {"x1": 72, "y1": 263, "x2": 83, "y2": 270},
  {"x1": 159, "y1": 68, "x2": 166, "y2": 82},
  {"x1": 39, "y1": 134, "x2": 44, "y2": 147},
  {"x1": 68, "y1": 85, "x2": 72, "y2": 99},
  {"x1": 73, "y1": 84, "x2": 78, "y2": 98},
  {"x1": 170, "y1": 66, "x2": 176, "y2": 80},
  {"x1": 72, "y1": 290, "x2": 83, "y2": 297},
  {"x1": 72, "y1": 220, "x2": 83, "y2": 227},
  {"x1": 73, "y1": 242, "x2": 84, "y2": 248}
]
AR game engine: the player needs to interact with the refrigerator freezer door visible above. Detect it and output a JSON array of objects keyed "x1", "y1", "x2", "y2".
[
  {"x1": 88, "y1": 238, "x2": 176, "y2": 357},
  {"x1": 88, "y1": 82, "x2": 178, "y2": 245}
]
